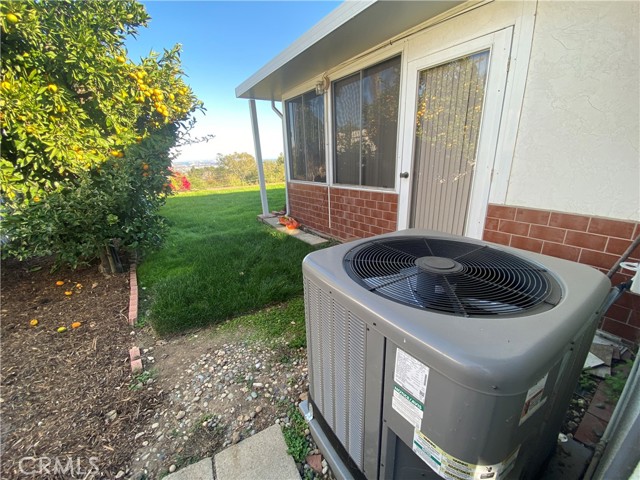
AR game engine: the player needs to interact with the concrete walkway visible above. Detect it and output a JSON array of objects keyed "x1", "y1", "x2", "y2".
[
  {"x1": 258, "y1": 214, "x2": 329, "y2": 246},
  {"x1": 164, "y1": 424, "x2": 299, "y2": 480}
]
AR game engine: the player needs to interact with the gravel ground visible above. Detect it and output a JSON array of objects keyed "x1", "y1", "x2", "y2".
[{"x1": 126, "y1": 325, "x2": 332, "y2": 479}]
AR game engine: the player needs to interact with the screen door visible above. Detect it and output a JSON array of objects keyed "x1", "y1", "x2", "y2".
[{"x1": 400, "y1": 29, "x2": 511, "y2": 237}]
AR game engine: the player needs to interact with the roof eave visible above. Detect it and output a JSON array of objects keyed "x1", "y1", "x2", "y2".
[{"x1": 236, "y1": 0, "x2": 467, "y2": 101}]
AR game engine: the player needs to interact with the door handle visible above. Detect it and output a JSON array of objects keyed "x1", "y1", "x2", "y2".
[{"x1": 400, "y1": 172, "x2": 409, "y2": 179}]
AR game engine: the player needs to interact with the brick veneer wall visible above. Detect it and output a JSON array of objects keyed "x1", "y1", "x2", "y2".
[
  {"x1": 483, "y1": 204, "x2": 640, "y2": 344},
  {"x1": 288, "y1": 182, "x2": 398, "y2": 241}
]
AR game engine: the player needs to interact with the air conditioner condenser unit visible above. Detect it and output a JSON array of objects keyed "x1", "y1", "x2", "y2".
[{"x1": 300, "y1": 229, "x2": 611, "y2": 480}]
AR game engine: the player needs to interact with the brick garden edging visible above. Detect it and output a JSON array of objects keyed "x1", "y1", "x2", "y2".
[
  {"x1": 128, "y1": 263, "x2": 138, "y2": 325},
  {"x1": 129, "y1": 345, "x2": 143, "y2": 374},
  {"x1": 128, "y1": 262, "x2": 142, "y2": 374}
]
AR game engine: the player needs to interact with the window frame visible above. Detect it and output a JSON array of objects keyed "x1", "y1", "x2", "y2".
[
  {"x1": 281, "y1": 44, "x2": 405, "y2": 191},
  {"x1": 283, "y1": 88, "x2": 327, "y2": 185},
  {"x1": 330, "y1": 52, "x2": 404, "y2": 191}
]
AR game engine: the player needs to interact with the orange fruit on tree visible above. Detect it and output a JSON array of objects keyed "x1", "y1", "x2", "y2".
[
  {"x1": 6, "y1": 13, "x2": 19, "y2": 23},
  {"x1": 47, "y1": 84, "x2": 58, "y2": 93},
  {"x1": 116, "y1": 55, "x2": 126, "y2": 64}
]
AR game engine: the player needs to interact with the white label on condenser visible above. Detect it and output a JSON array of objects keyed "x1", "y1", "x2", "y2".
[
  {"x1": 392, "y1": 385, "x2": 424, "y2": 428},
  {"x1": 394, "y1": 348, "x2": 429, "y2": 403},
  {"x1": 412, "y1": 428, "x2": 520, "y2": 480},
  {"x1": 519, "y1": 373, "x2": 548, "y2": 425}
]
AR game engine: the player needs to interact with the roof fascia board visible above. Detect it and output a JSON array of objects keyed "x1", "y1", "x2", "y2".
[
  {"x1": 236, "y1": 0, "x2": 488, "y2": 101},
  {"x1": 321, "y1": 0, "x2": 489, "y2": 81},
  {"x1": 235, "y1": 1, "x2": 374, "y2": 99}
]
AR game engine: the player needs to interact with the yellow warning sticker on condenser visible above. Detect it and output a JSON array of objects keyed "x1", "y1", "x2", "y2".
[{"x1": 412, "y1": 429, "x2": 519, "y2": 480}]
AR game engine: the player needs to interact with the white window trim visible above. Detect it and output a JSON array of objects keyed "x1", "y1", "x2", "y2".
[
  {"x1": 328, "y1": 45, "x2": 406, "y2": 192},
  {"x1": 488, "y1": 2, "x2": 537, "y2": 205},
  {"x1": 282, "y1": 88, "x2": 328, "y2": 185}
]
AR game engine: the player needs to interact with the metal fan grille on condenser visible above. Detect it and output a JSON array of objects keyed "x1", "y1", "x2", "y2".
[{"x1": 343, "y1": 236, "x2": 562, "y2": 317}]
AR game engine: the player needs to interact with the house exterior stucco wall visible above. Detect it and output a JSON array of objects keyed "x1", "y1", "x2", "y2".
[{"x1": 507, "y1": 1, "x2": 640, "y2": 221}]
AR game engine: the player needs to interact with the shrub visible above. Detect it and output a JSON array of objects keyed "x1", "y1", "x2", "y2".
[{"x1": 0, "y1": 0, "x2": 203, "y2": 270}]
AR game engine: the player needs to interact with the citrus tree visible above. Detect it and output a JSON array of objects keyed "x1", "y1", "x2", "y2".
[{"x1": 0, "y1": 0, "x2": 203, "y2": 270}]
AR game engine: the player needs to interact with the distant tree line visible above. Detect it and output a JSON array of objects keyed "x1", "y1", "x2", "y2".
[{"x1": 185, "y1": 152, "x2": 285, "y2": 190}]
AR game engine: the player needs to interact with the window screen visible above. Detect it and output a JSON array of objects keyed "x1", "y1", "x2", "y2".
[
  {"x1": 285, "y1": 90, "x2": 326, "y2": 182},
  {"x1": 333, "y1": 56, "x2": 400, "y2": 188}
]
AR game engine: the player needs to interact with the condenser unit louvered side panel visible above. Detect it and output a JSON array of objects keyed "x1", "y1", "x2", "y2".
[
  {"x1": 304, "y1": 278, "x2": 367, "y2": 470},
  {"x1": 347, "y1": 309, "x2": 366, "y2": 468},
  {"x1": 333, "y1": 302, "x2": 349, "y2": 445}
]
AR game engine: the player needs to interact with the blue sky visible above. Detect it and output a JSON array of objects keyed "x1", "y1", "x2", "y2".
[{"x1": 126, "y1": 1, "x2": 340, "y2": 162}]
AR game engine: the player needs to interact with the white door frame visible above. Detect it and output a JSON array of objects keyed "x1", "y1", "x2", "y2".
[{"x1": 397, "y1": 27, "x2": 513, "y2": 239}]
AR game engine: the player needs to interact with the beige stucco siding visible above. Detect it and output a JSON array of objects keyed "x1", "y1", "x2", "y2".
[{"x1": 507, "y1": 1, "x2": 639, "y2": 221}]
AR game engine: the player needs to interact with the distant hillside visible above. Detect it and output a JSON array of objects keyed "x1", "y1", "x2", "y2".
[{"x1": 177, "y1": 152, "x2": 285, "y2": 189}]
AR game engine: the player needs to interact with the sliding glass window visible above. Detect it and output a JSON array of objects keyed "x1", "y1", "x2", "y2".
[
  {"x1": 285, "y1": 90, "x2": 326, "y2": 182},
  {"x1": 333, "y1": 56, "x2": 401, "y2": 188}
]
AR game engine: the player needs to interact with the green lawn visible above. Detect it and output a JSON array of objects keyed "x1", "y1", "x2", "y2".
[{"x1": 138, "y1": 185, "x2": 320, "y2": 336}]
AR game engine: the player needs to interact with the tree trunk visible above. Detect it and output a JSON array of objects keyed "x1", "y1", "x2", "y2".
[{"x1": 99, "y1": 243, "x2": 124, "y2": 274}]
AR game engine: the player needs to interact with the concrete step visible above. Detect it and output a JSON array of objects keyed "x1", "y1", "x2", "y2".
[
  {"x1": 258, "y1": 214, "x2": 329, "y2": 246},
  {"x1": 215, "y1": 424, "x2": 299, "y2": 480},
  {"x1": 163, "y1": 457, "x2": 214, "y2": 480},
  {"x1": 164, "y1": 424, "x2": 298, "y2": 480}
]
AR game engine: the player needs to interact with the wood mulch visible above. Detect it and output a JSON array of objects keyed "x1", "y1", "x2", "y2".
[{"x1": 1, "y1": 257, "x2": 159, "y2": 479}]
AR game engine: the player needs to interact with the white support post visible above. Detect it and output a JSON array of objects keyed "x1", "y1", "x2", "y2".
[{"x1": 249, "y1": 99, "x2": 269, "y2": 216}]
